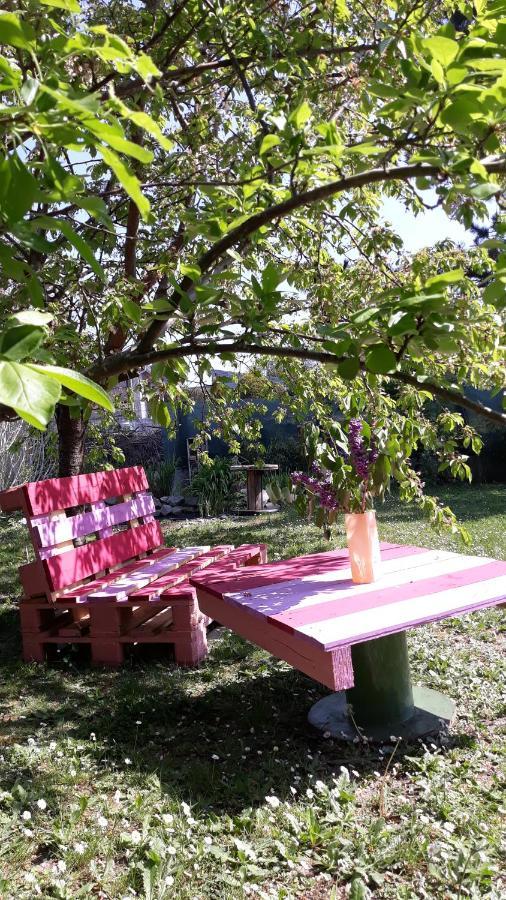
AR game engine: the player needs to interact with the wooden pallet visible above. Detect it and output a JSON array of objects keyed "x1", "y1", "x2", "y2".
[{"x1": 0, "y1": 466, "x2": 267, "y2": 667}]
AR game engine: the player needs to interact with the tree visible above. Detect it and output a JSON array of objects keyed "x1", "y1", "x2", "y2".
[
  {"x1": 0, "y1": 0, "x2": 172, "y2": 463},
  {"x1": 1, "y1": 0, "x2": 505, "y2": 476}
]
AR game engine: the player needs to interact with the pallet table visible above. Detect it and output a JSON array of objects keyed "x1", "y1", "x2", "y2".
[
  {"x1": 191, "y1": 542, "x2": 506, "y2": 741},
  {"x1": 0, "y1": 466, "x2": 266, "y2": 667}
]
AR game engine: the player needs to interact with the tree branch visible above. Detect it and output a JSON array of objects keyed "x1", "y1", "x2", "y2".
[
  {"x1": 135, "y1": 157, "x2": 506, "y2": 353},
  {"x1": 115, "y1": 43, "x2": 378, "y2": 99},
  {"x1": 88, "y1": 340, "x2": 506, "y2": 428}
]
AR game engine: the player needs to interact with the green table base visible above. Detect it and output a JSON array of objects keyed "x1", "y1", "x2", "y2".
[{"x1": 308, "y1": 631, "x2": 456, "y2": 742}]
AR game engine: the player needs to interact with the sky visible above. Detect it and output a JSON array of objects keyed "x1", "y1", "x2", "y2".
[{"x1": 381, "y1": 196, "x2": 472, "y2": 252}]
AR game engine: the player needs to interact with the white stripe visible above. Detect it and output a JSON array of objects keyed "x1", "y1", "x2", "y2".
[
  {"x1": 299, "y1": 574, "x2": 506, "y2": 649},
  {"x1": 224, "y1": 551, "x2": 494, "y2": 616},
  {"x1": 87, "y1": 546, "x2": 210, "y2": 600}
]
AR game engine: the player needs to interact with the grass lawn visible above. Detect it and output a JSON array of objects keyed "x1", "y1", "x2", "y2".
[{"x1": 0, "y1": 484, "x2": 504, "y2": 899}]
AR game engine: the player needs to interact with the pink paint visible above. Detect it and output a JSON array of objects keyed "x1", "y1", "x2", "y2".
[
  {"x1": 195, "y1": 586, "x2": 354, "y2": 691},
  {"x1": 131, "y1": 546, "x2": 233, "y2": 600},
  {"x1": 206, "y1": 546, "x2": 431, "y2": 620},
  {"x1": 62, "y1": 547, "x2": 175, "y2": 601},
  {"x1": 31, "y1": 493, "x2": 155, "y2": 553},
  {"x1": 314, "y1": 571, "x2": 506, "y2": 650},
  {"x1": 44, "y1": 520, "x2": 164, "y2": 591},
  {"x1": 191, "y1": 543, "x2": 421, "y2": 597},
  {"x1": 269, "y1": 559, "x2": 506, "y2": 633},
  {"x1": 8, "y1": 465, "x2": 149, "y2": 517},
  {"x1": 86, "y1": 547, "x2": 209, "y2": 601},
  {"x1": 192, "y1": 542, "x2": 506, "y2": 689}
]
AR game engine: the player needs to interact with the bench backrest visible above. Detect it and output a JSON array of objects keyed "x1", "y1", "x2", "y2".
[{"x1": 0, "y1": 466, "x2": 163, "y2": 600}]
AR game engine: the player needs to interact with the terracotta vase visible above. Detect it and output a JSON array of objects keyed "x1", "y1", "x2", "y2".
[{"x1": 344, "y1": 510, "x2": 381, "y2": 584}]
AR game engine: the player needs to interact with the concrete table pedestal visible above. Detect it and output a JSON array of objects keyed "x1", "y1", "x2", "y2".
[{"x1": 308, "y1": 631, "x2": 456, "y2": 742}]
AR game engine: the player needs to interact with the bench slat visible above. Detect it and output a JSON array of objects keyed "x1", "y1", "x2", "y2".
[
  {"x1": 59, "y1": 547, "x2": 177, "y2": 602},
  {"x1": 31, "y1": 492, "x2": 155, "y2": 555},
  {"x1": 86, "y1": 546, "x2": 210, "y2": 602},
  {"x1": 1, "y1": 465, "x2": 148, "y2": 517},
  {"x1": 20, "y1": 520, "x2": 164, "y2": 596},
  {"x1": 131, "y1": 545, "x2": 234, "y2": 601}
]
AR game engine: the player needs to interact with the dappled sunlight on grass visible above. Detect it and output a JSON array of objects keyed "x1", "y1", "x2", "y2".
[{"x1": 0, "y1": 485, "x2": 504, "y2": 898}]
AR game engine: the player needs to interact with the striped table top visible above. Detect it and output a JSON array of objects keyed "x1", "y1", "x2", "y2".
[{"x1": 191, "y1": 542, "x2": 506, "y2": 652}]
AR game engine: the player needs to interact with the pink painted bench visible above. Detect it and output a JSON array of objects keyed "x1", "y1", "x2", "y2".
[
  {"x1": 191, "y1": 542, "x2": 506, "y2": 739},
  {"x1": 0, "y1": 466, "x2": 266, "y2": 667}
]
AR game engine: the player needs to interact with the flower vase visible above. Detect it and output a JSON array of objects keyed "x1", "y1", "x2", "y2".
[{"x1": 345, "y1": 510, "x2": 381, "y2": 584}]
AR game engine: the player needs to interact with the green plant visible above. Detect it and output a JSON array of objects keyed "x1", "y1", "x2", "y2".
[
  {"x1": 188, "y1": 455, "x2": 236, "y2": 516},
  {"x1": 264, "y1": 473, "x2": 294, "y2": 506},
  {"x1": 145, "y1": 458, "x2": 177, "y2": 498}
]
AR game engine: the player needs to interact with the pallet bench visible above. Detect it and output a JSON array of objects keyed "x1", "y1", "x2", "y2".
[
  {"x1": 0, "y1": 466, "x2": 266, "y2": 667},
  {"x1": 191, "y1": 542, "x2": 506, "y2": 740}
]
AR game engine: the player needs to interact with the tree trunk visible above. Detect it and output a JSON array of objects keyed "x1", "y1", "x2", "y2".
[{"x1": 55, "y1": 405, "x2": 87, "y2": 477}]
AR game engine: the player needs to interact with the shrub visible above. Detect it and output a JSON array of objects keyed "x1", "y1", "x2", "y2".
[
  {"x1": 188, "y1": 456, "x2": 236, "y2": 516},
  {"x1": 264, "y1": 473, "x2": 294, "y2": 506},
  {"x1": 145, "y1": 458, "x2": 177, "y2": 497}
]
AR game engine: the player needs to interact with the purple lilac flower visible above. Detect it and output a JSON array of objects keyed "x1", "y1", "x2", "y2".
[
  {"x1": 348, "y1": 419, "x2": 380, "y2": 483},
  {"x1": 349, "y1": 418, "x2": 370, "y2": 480},
  {"x1": 292, "y1": 470, "x2": 340, "y2": 511},
  {"x1": 368, "y1": 441, "x2": 379, "y2": 466}
]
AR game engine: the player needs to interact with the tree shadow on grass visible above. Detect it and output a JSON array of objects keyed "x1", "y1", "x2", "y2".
[{"x1": 0, "y1": 628, "x2": 477, "y2": 816}]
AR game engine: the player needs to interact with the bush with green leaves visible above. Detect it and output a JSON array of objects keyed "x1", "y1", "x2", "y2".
[
  {"x1": 145, "y1": 458, "x2": 177, "y2": 498},
  {"x1": 264, "y1": 473, "x2": 294, "y2": 506},
  {"x1": 187, "y1": 455, "x2": 236, "y2": 517}
]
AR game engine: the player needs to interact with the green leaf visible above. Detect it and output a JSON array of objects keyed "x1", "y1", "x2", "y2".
[
  {"x1": 338, "y1": 356, "x2": 360, "y2": 379},
  {"x1": 0, "y1": 155, "x2": 39, "y2": 223},
  {"x1": 34, "y1": 216, "x2": 105, "y2": 280},
  {"x1": 121, "y1": 297, "x2": 142, "y2": 324},
  {"x1": 40, "y1": 0, "x2": 81, "y2": 9},
  {"x1": 120, "y1": 109, "x2": 172, "y2": 151},
  {"x1": 431, "y1": 58, "x2": 445, "y2": 85},
  {"x1": 8, "y1": 309, "x2": 53, "y2": 327},
  {"x1": 288, "y1": 100, "x2": 312, "y2": 129},
  {"x1": 98, "y1": 145, "x2": 151, "y2": 221},
  {"x1": 423, "y1": 36, "x2": 459, "y2": 67},
  {"x1": 0, "y1": 325, "x2": 44, "y2": 360},
  {"x1": 425, "y1": 268, "x2": 464, "y2": 287},
  {"x1": 351, "y1": 306, "x2": 380, "y2": 325},
  {"x1": 76, "y1": 195, "x2": 114, "y2": 229},
  {"x1": 262, "y1": 261, "x2": 284, "y2": 292},
  {"x1": 0, "y1": 242, "x2": 30, "y2": 281},
  {"x1": 0, "y1": 54, "x2": 21, "y2": 90},
  {"x1": 20, "y1": 75, "x2": 39, "y2": 105},
  {"x1": 468, "y1": 181, "x2": 500, "y2": 200},
  {"x1": 0, "y1": 12, "x2": 35, "y2": 50},
  {"x1": 86, "y1": 120, "x2": 154, "y2": 163},
  {"x1": 25, "y1": 275, "x2": 44, "y2": 307},
  {"x1": 349, "y1": 878, "x2": 369, "y2": 900},
  {"x1": 388, "y1": 312, "x2": 417, "y2": 336},
  {"x1": 346, "y1": 142, "x2": 385, "y2": 156},
  {"x1": 440, "y1": 97, "x2": 484, "y2": 133},
  {"x1": 148, "y1": 398, "x2": 171, "y2": 427},
  {"x1": 0, "y1": 360, "x2": 61, "y2": 429},
  {"x1": 135, "y1": 53, "x2": 161, "y2": 82},
  {"x1": 322, "y1": 338, "x2": 351, "y2": 355},
  {"x1": 259, "y1": 134, "x2": 281, "y2": 155},
  {"x1": 365, "y1": 344, "x2": 398, "y2": 374},
  {"x1": 180, "y1": 262, "x2": 201, "y2": 280},
  {"x1": 26, "y1": 365, "x2": 114, "y2": 411},
  {"x1": 483, "y1": 279, "x2": 506, "y2": 308}
]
